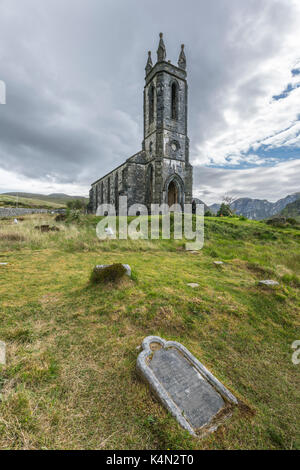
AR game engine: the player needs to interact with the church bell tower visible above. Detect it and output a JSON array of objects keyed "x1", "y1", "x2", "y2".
[{"x1": 143, "y1": 33, "x2": 193, "y2": 207}]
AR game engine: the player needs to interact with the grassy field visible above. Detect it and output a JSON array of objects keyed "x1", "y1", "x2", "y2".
[
  {"x1": 0, "y1": 195, "x2": 65, "y2": 210},
  {"x1": 0, "y1": 214, "x2": 299, "y2": 450}
]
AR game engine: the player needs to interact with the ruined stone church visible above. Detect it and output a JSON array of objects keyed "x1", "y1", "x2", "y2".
[{"x1": 89, "y1": 34, "x2": 193, "y2": 213}]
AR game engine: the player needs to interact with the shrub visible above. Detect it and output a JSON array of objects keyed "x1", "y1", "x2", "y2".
[{"x1": 204, "y1": 210, "x2": 213, "y2": 217}]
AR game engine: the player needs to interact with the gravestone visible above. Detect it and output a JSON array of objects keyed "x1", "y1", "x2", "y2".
[
  {"x1": 137, "y1": 336, "x2": 238, "y2": 436},
  {"x1": 0, "y1": 341, "x2": 6, "y2": 365},
  {"x1": 259, "y1": 280, "x2": 279, "y2": 287}
]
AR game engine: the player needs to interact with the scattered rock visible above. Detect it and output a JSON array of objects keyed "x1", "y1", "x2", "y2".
[
  {"x1": 137, "y1": 336, "x2": 238, "y2": 437},
  {"x1": 0, "y1": 263, "x2": 8, "y2": 266},
  {"x1": 55, "y1": 214, "x2": 67, "y2": 222},
  {"x1": 187, "y1": 283, "x2": 199, "y2": 288},
  {"x1": 35, "y1": 225, "x2": 60, "y2": 233},
  {"x1": 0, "y1": 341, "x2": 6, "y2": 365},
  {"x1": 91, "y1": 263, "x2": 132, "y2": 284},
  {"x1": 258, "y1": 280, "x2": 279, "y2": 287},
  {"x1": 214, "y1": 261, "x2": 224, "y2": 266}
]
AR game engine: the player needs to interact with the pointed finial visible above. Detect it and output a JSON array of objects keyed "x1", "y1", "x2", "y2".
[
  {"x1": 178, "y1": 44, "x2": 186, "y2": 70},
  {"x1": 145, "y1": 51, "x2": 153, "y2": 75},
  {"x1": 157, "y1": 32, "x2": 166, "y2": 62}
]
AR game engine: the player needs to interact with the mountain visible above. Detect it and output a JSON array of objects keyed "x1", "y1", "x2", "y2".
[
  {"x1": 280, "y1": 198, "x2": 300, "y2": 220},
  {"x1": 193, "y1": 198, "x2": 210, "y2": 213},
  {"x1": 209, "y1": 193, "x2": 300, "y2": 220},
  {"x1": 209, "y1": 203, "x2": 220, "y2": 214},
  {"x1": 3, "y1": 192, "x2": 89, "y2": 206}
]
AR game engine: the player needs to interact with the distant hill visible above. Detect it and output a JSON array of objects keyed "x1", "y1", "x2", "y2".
[
  {"x1": 2, "y1": 192, "x2": 89, "y2": 207},
  {"x1": 0, "y1": 194, "x2": 65, "y2": 209},
  {"x1": 280, "y1": 198, "x2": 300, "y2": 220},
  {"x1": 209, "y1": 193, "x2": 300, "y2": 220}
]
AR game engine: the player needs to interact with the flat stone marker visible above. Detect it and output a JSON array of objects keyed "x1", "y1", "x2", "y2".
[
  {"x1": 0, "y1": 341, "x2": 6, "y2": 365},
  {"x1": 137, "y1": 336, "x2": 237, "y2": 436},
  {"x1": 187, "y1": 283, "x2": 199, "y2": 288},
  {"x1": 214, "y1": 261, "x2": 224, "y2": 266},
  {"x1": 259, "y1": 280, "x2": 279, "y2": 287}
]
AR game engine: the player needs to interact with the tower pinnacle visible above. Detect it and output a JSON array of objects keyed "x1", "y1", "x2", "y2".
[
  {"x1": 178, "y1": 44, "x2": 186, "y2": 70},
  {"x1": 145, "y1": 51, "x2": 153, "y2": 75},
  {"x1": 157, "y1": 32, "x2": 166, "y2": 62}
]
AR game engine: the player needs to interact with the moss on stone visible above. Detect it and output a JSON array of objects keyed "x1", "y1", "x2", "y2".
[{"x1": 90, "y1": 263, "x2": 127, "y2": 284}]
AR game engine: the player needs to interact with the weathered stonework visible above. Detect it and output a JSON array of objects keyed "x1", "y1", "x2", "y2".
[{"x1": 89, "y1": 34, "x2": 193, "y2": 214}]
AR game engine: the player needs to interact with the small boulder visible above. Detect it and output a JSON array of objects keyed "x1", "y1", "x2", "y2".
[
  {"x1": 187, "y1": 283, "x2": 199, "y2": 288},
  {"x1": 55, "y1": 214, "x2": 67, "y2": 222},
  {"x1": 258, "y1": 280, "x2": 279, "y2": 287},
  {"x1": 91, "y1": 263, "x2": 131, "y2": 284}
]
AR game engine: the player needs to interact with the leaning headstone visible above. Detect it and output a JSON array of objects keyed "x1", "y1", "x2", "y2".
[
  {"x1": 187, "y1": 283, "x2": 199, "y2": 288},
  {"x1": 137, "y1": 336, "x2": 237, "y2": 437},
  {"x1": 258, "y1": 280, "x2": 279, "y2": 287},
  {"x1": 0, "y1": 341, "x2": 6, "y2": 365}
]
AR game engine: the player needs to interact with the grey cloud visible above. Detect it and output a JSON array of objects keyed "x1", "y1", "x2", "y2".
[
  {"x1": 194, "y1": 160, "x2": 300, "y2": 204},
  {"x1": 0, "y1": 0, "x2": 298, "y2": 194}
]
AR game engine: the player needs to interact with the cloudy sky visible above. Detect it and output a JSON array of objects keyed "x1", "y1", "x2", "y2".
[{"x1": 0, "y1": 0, "x2": 299, "y2": 204}]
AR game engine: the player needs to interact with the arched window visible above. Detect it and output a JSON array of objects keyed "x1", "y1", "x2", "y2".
[
  {"x1": 115, "y1": 173, "x2": 119, "y2": 214},
  {"x1": 95, "y1": 185, "x2": 99, "y2": 208},
  {"x1": 107, "y1": 177, "x2": 111, "y2": 204},
  {"x1": 145, "y1": 164, "x2": 154, "y2": 208},
  {"x1": 100, "y1": 182, "x2": 104, "y2": 204},
  {"x1": 171, "y1": 82, "x2": 178, "y2": 120},
  {"x1": 149, "y1": 85, "x2": 155, "y2": 124}
]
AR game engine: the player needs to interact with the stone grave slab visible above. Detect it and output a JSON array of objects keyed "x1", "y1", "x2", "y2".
[
  {"x1": 0, "y1": 341, "x2": 6, "y2": 365},
  {"x1": 137, "y1": 336, "x2": 238, "y2": 436}
]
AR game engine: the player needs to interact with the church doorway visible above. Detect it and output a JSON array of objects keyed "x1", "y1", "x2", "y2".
[{"x1": 168, "y1": 180, "x2": 178, "y2": 206}]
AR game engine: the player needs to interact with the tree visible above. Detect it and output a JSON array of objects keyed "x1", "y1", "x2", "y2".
[
  {"x1": 67, "y1": 199, "x2": 87, "y2": 211},
  {"x1": 217, "y1": 203, "x2": 232, "y2": 217}
]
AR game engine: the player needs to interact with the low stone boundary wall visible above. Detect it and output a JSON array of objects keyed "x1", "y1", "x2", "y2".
[{"x1": 0, "y1": 208, "x2": 49, "y2": 218}]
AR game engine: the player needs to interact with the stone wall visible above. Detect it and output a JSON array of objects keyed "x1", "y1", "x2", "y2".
[{"x1": 0, "y1": 208, "x2": 49, "y2": 218}]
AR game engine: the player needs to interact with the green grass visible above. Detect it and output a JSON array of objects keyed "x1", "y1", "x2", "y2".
[
  {"x1": 0, "y1": 195, "x2": 65, "y2": 209},
  {"x1": 0, "y1": 214, "x2": 299, "y2": 449}
]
